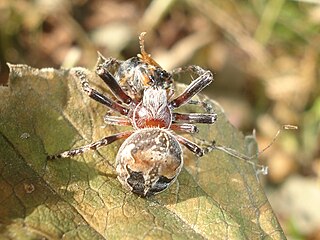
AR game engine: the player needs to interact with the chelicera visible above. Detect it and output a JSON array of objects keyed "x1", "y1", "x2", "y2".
[{"x1": 48, "y1": 32, "x2": 217, "y2": 197}]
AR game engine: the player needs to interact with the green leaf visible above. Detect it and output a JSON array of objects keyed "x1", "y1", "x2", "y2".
[{"x1": 0, "y1": 64, "x2": 285, "y2": 239}]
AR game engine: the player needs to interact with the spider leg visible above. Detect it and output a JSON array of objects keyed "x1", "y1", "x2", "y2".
[
  {"x1": 172, "y1": 112, "x2": 217, "y2": 124},
  {"x1": 98, "y1": 54, "x2": 122, "y2": 70},
  {"x1": 170, "y1": 65, "x2": 211, "y2": 79},
  {"x1": 170, "y1": 123, "x2": 199, "y2": 134},
  {"x1": 75, "y1": 70, "x2": 129, "y2": 116},
  {"x1": 96, "y1": 58, "x2": 133, "y2": 104},
  {"x1": 169, "y1": 66, "x2": 214, "y2": 109},
  {"x1": 171, "y1": 65, "x2": 215, "y2": 113},
  {"x1": 104, "y1": 115, "x2": 132, "y2": 126},
  {"x1": 47, "y1": 131, "x2": 133, "y2": 160},
  {"x1": 187, "y1": 99, "x2": 214, "y2": 114},
  {"x1": 193, "y1": 137, "x2": 268, "y2": 174},
  {"x1": 173, "y1": 134, "x2": 204, "y2": 157}
]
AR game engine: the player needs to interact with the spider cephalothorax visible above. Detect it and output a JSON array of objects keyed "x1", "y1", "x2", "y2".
[{"x1": 48, "y1": 32, "x2": 217, "y2": 197}]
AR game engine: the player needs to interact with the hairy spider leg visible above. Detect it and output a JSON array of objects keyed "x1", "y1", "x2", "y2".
[
  {"x1": 103, "y1": 116, "x2": 201, "y2": 134},
  {"x1": 169, "y1": 68, "x2": 213, "y2": 109},
  {"x1": 170, "y1": 65, "x2": 209, "y2": 75},
  {"x1": 47, "y1": 131, "x2": 133, "y2": 160},
  {"x1": 192, "y1": 137, "x2": 268, "y2": 174},
  {"x1": 103, "y1": 115, "x2": 132, "y2": 126},
  {"x1": 75, "y1": 70, "x2": 129, "y2": 116},
  {"x1": 186, "y1": 99, "x2": 214, "y2": 114},
  {"x1": 96, "y1": 59, "x2": 133, "y2": 105},
  {"x1": 167, "y1": 66, "x2": 216, "y2": 157},
  {"x1": 170, "y1": 65, "x2": 215, "y2": 113},
  {"x1": 172, "y1": 112, "x2": 217, "y2": 124},
  {"x1": 173, "y1": 134, "x2": 204, "y2": 157},
  {"x1": 192, "y1": 125, "x2": 298, "y2": 174},
  {"x1": 98, "y1": 54, "x2": 122, "y2": 70},
  {"x1": 170, "y1": 123, "x2": 199, "y2": 134}
]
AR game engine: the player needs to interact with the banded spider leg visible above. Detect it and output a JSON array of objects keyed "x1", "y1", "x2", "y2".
[
  {"x1": 47, "y1": 131, "x2": 132, "y2": 160},
  {"x1": 170, "y1": 65, "x2": 215, "y2": 113},
  {"x1": 75, "y1": 69, "x2": 130, "y2": 116},
  {"x1": 168, "y1": 65, "x2": 217, "y2": 156},
  {"x1": 95, "y1": 55, "x2": 133, "y2": 105},
  {"x1": 47, "y1": 69, "x2": 133, "y2": 160}
]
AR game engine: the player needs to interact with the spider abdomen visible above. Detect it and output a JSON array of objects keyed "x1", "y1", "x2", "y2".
[{"x1": 116, "y1": 128, "x2": 183, "y2": 197}]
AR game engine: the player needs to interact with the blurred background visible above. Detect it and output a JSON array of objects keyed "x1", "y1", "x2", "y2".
[{"x1": 0, "y1": 0, "x2": 319, "y2": 239}]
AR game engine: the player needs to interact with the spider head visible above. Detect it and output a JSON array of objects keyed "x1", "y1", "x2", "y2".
[{"x1": 132, "y1": 86, "x2": 172, "y2": 129}]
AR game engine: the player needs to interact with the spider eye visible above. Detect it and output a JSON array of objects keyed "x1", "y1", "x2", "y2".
[
  {"x1": 153, "y1": 69, "x2": 172, "y2": 88},
  {"x1": 159, "y1": 70, "x2": 169, "y2": 79}
]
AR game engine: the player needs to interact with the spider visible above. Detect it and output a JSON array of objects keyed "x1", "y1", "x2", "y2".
[{"x1": 48, "y1": 32, "x2": 217, "y2": 197}]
